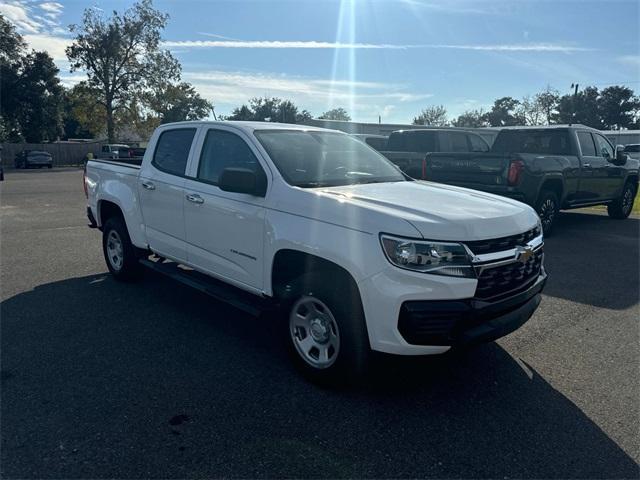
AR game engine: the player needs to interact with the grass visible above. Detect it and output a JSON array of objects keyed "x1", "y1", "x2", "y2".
[{"x1": 586, "y1": 187, "x2": 640, "y2": 215}]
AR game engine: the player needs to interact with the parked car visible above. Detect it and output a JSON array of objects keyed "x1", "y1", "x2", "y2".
[
  {"x1": 623, "y1": 144, "x2": 640, "y2": 160},
  {"x1": 98, "y1": 144, "x2": 131, "y2": 159},
  {"x1": 351, "y1": 134, "x2": 388, "y2": 152},
  {"x1": 85, "y1": 121, "x2": 546, "y2": 383},
  {"x1": 382, "y1": 125, "x2": 639, "y2": 235},
  {"x1": 380, "y1": 128, "x2": 490, "y2": 178},
  {"x1": 14, "y1": 150, "x2": 53, "y2": 169},
  {"x1": 128, "y1": 146, "x2": 146, "y2": 158}
]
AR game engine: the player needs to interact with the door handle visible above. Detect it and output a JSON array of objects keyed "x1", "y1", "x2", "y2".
[
  {"x1": 582, "y1": 163, "x2": 591, "y2": 168},
  {"x1": 141, "y1": 181, "x2": 156, "y2": 190},
  {"x1": 186, "y1": 193, "x2": 204, "y2": 204}
]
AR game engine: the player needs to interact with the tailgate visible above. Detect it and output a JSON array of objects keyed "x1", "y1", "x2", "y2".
[{"x1": 425, "y1": 152, "x2": 510, "y2": 186}]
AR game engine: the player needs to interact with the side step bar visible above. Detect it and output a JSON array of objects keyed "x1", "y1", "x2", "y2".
[{"x1": 140, "y1": 258, "x2": 274, "y2": 316}]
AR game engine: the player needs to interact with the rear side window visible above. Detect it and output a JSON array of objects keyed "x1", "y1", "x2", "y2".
[
  {"x1": 152, "y1": 128, "x2": 196, "y2": 176},
  {"x1": 577, "y1": 132, "x2": 596, "y2": 156},
  {"x1": 624, "y1": 145, "x2": 640, "y2": 153},
  {"x1": 492, "y1": 130, "x2": 573, "y2": 155},
  {"x1": 197, "y1": 129, "x2": 263, "y2": 185},
  {"x1": 387, "y1": 131, "x2": 436, "y2": 152},
  {"x1": 469, "y1": 133, "x2": 489, "y2": 152},
  {"x1": 365, "y1": 137, "x2": 387, "y2": 151},
  {"x1": 593, "y1": 134, "x2": 614, "y2": 159},
  {"x1": 450, "y1": 132, "x2": 469, "y2": 152}
]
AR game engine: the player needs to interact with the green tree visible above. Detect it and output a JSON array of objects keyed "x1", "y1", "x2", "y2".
[
  {"x1": 597, "y1": 86, "x2": 639, "y2": 130},
  {"x1": 484, "y1": 97, "x2": 523, "y2": 127},
  {"x1": 144, "y1": 82, "x2": 213, "y2": 124},
  {"x1": 66, "y1": 0, "x2": 180, "y2": 142},
  {"x1": 319, "y1": 107, "x2": 351, "y2": 121},
  {"x1": 451, "y1": 109, "x2": 487, "y2": 128},
  {"x1": 555, "y1": 86, "x2": 601, "y2": 128},
  {"x1": 536, "y1": 86, "x2": 560, "y2": 125},
  {"x1": 412, "y1": 105, "x2": 448, "y2": 126},
  {"x1": 225, "y1": 97, "x2": 308, "y2": 123},
  {"x1": 63, "y1": 82, "x2": 107, "y2": 139},
  {"x1": 0, "y1": 15, "x2": 64, "y2": 142}
]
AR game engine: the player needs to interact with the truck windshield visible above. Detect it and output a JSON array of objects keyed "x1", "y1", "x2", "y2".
[
  {"x1": 492, "y1": 130, "x2": 573, "y2": 155},
  {"x1": 254, "y1": 130, "x2": 406, "y2": 188}
]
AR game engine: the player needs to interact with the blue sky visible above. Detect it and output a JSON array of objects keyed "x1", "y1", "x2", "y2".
[{"x1": 2, "y1": 0, "x2": 639, "y2": 123}]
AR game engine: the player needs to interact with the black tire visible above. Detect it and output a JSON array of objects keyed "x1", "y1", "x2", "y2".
[
  {"x1": 282, "y1": 273, "x2": 370, "y2": 385},
  {"x1": 47, "y1": 164, "x2": 52, "y2": 169},
  {"x1": 536, "y1": 190, "x2": 559, "y2": 236},
  {"x1": 607, "y1": 182, "x2": 636, "y2": 219},
  {"x1": 102, "y1": 216, "x2": 142, "y2": 281}
]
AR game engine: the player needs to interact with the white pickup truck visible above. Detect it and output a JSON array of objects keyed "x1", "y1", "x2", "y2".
[{"x1": 85, "y1": 121, "x2": 547, "y2": 382}]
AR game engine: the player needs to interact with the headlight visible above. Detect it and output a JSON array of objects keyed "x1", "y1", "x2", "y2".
[{"x1": 380, "y1": 235, "x2": 475, "y2": 278}]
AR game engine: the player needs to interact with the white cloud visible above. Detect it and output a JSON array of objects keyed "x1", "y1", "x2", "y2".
[
  {"x1": 617, "y1": 55, "x2": 640, "y2": 67},
  {"x1": 39, "y1": 2, "x2": 64, "y2": 14},
  {"x1": 23, "y1": 34, "x2": 71, "y2": 61},
  {"x1": 181, "y1": 69, "x2": 433, "y2": 120},
  {"x1": 163, "y1": 40, "x2": 411, "y2": 49},
  {"x1": 163, "y1": 39, "x2": 592, "y2": 54},
  {"x1": 0, "y1": 2, "x2": 42, "y2": 33}
]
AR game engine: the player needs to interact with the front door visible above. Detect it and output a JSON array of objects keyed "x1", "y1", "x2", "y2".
[
  {"x1": 576, "y1": 130, "x2": 602, "y2": 203},
  {"x1": 183, "y1": 127, "x2": 268, "y2": 291},
  {"x1": 593, "y1": 133, "x2": 625, "y2": 200},
  {"x1": 138, "y1": 127, "x2": 198, "y2": 261}
]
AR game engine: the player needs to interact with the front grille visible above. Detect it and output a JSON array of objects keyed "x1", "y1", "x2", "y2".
[
  {"x1": 475, "y1": 248, "x2": 543, "y2": 300},
  {"x1": 465, "y1": 226, "x2": 541, "y2": 255}
]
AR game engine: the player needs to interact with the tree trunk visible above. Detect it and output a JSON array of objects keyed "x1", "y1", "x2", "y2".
[{"x1": 106, "y1": 98, "x2": 115, "y2": 143}]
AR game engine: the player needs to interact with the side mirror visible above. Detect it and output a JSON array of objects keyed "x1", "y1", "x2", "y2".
[
  {"x1": 219, "y1": 167, "x2": 266, "y2": 196},
  {"x1": 614, "y1": 145, "x2": 627, "y2": 165}
]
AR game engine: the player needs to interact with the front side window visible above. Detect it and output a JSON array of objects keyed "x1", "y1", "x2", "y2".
[
  {"x1": 577, "y1": 132, "x2": 596, "y2": 156},
  {"x1": 594, "y1": 134, "x2": 614, "y2": 159},
  {"x1": 255, "y1": 130, "x2": 406, "y2": 188},
  {"x1": 198, "y1": 129, "x2": 263, "y2": 184},
  {"x1": 152, "y1": 128, "x2": 196, "y2": 176}
]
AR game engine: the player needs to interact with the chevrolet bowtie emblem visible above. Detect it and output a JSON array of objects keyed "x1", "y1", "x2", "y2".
[{"x1": 515, "y1": 245, "x2": 533, "y2": 264}]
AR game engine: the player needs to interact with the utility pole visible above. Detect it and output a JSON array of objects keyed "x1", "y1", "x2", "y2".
[{"x1": 570, "y1": 83, "x2": 579, "y2": 124}]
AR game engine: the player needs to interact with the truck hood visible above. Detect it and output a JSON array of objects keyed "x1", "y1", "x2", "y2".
[{"x1": 318, "y1": 180, "x2": 539, "y2": 240}]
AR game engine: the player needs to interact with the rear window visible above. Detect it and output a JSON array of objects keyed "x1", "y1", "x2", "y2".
[
  {"x1": 387, "y1": 131, "x2": 437, "y2": 152},
  {"x1": 492, "y1": 130, "x2": 573, "y2": 155},
  {"x1": 152, "y1": 128, "x2": 196, "y2": 176}
]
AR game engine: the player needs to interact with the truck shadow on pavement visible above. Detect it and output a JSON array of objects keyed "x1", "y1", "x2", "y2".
[
  {"x1": 542, "y1": 211, "x2": 639, "y2": 310},
  {"x1": 1, "y1": 271, "x2": 638, "y2": 479}
]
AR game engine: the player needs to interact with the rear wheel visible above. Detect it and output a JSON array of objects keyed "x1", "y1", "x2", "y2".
[
  {"x1": 102, "y1": 216, "x2": 142, "y2": 281},
  {"x1": 284, "y1": 274, "x2": 370, "y2": 385},
  {"x1": 608, "y1": 182, "x2": 636, "y2": 219},
  {"x1": 536, "y1": 190, "x2": 559, "y2": 236}
]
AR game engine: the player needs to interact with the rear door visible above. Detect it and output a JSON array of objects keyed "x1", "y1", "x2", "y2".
[
  {"x1": 138, "y1": 127, "x2": 198, "y2": 261},
  {"x1": 576, "y1": 130, "x2": 601, "y2": 202},
  {"x1": 183, "y1": 126, "x2": 268, "y2": 291}
]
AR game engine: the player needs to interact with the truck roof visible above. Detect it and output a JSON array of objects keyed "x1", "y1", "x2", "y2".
[
  {"x1": 158, "y1": 120, "x2": 338, "y2": 134},
  {"x1": 497, "y1": 124, "x2": 594, "y2": 131}
]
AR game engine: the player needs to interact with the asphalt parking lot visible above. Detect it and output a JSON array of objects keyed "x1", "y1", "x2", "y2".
[{"x1": 1, "y1": 168, "x2": 639, "y2": 479}]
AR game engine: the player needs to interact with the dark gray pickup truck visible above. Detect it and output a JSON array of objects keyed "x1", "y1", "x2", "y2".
[{"x1": 381, "y1": 125, "x2": 639, "y2": 234}]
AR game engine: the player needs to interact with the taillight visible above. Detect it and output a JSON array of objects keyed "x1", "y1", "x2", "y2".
[
  {"x1": 83, "y1": 166, "x2": 88, "y2": 198},
  {"x1": 421, "y1": 157, "x2": 427, "y2": 180},
  {"x1": 507, "y1": 159, "x2": 524, "y2": 186}
]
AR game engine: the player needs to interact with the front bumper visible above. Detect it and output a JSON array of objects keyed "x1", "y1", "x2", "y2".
[
  {"x1": 358, "y1": 264, "x2": 547, "y2": 356},
  {"x1": 398, "y1": 271, "x2": 546, "y2": 347}
]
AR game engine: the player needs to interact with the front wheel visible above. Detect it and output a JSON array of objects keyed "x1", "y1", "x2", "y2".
[
  {"x1": 285, "y1": 275, "x2": 370, "y2": 385},
  {"x1": 536, "y1": 190, "x2": 559, "y2": 236},
  {"x1": 102, "y1": 217, "x2": 142, "y2": 281},
  {"x1": 608, "y1": 182, "x2": 636, "y2": 219}
]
